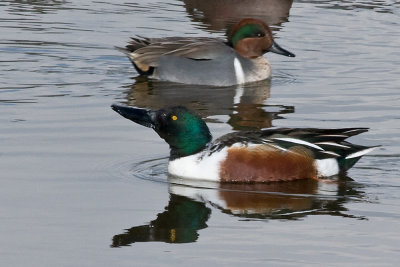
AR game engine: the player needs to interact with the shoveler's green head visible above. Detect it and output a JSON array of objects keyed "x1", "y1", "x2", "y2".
[
  {"x1": 229, "y1": 18, "x2": 295, "y2": 58},
  {"x1": 111, "y1": 105, "x2": 212, "y2": 159}
]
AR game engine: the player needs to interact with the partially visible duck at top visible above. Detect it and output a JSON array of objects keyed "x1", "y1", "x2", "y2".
[
  {"x1": 111, "y1": 104, "x2": 377, "y2": 183},
  {"x1": 116, "y1": 18, "x2": 295, "y2": 86}
]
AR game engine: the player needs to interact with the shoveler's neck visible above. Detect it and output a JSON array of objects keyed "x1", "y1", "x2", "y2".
[{"x1": 169, "y1": 141, "x2": 212, "y2": 161}]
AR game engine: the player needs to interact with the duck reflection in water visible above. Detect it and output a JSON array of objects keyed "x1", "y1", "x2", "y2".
[
  {"x1": 111, "y1": 177, "x2": 366, "y2": 246},
  {"x1": 111, "y1": 194, "x2": 211, "y2": 246},
  {"x1": 123, "y1": 79, "x2": 294, "y2": 131},
  {"x1": 181, "y1": 0, "x2": 293, "y2": 32}
]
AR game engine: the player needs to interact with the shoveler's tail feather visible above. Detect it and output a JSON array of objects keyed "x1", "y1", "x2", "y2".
[
  {"x1": 346, "y1": 146, "x2": 378, "y2": 159},
  {"x1": 339, "y1": 146, "x2": 379, "y2": 171}
]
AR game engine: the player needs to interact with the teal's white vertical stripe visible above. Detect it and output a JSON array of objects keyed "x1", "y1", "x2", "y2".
[{"x1": 233, "y1": 57, "x2": 245, "y2": 84}]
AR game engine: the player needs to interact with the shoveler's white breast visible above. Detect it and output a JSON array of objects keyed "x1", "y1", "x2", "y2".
[{"x1": 168, "y1": 147, "x2": 228, "y2": 182}]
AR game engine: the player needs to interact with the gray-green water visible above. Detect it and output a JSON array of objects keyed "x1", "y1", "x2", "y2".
[{"x1": 1, "y1": 0, "x2": 399, "y2": 266}]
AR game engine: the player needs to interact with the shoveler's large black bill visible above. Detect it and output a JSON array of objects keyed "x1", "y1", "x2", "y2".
[
  {"x1": 111, "y1": 104, "x2": 156, "y2": 129},
  {"x1": 268, "y1": 41, "x2": 295, "y2": 57}
]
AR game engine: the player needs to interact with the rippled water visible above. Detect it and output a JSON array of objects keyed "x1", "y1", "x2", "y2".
[{"x1": 1, "y1": 0, "x2": 399, "y2": 266}]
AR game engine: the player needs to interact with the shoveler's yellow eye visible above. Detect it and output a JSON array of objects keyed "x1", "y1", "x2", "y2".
[
  {"x1": 170, "y1": 228, "x2": 176, "y2": 242},
  {"x1": 171, "y1": 115, "x2": 178, "y2": 121}
]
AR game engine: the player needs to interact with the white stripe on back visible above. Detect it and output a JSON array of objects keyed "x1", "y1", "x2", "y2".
[
  {"x1": 321, "y1": 151, "x2": 341, "y2": 157},
  {"x1": 315, "y1": 142, "x2": 351, "y2": 148},
  {"x1": 272, "y1": 137, "x2": 324, "y2": 150},
  {"x1": 345, "y1": 147, "x2": 376, "y2": 159}
]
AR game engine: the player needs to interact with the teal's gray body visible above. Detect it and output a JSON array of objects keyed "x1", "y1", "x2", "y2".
[
  {"x1": 117, "y1": 19, "x2": 294, "y2": 86},
  {"x1": 155, "y1": 41, "x2": 269, "y2": 86}
]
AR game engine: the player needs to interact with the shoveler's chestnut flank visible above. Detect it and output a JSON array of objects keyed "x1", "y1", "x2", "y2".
[
  {"x1": 219, "y1": 146, "x2": 317, "y2": 182},
  {"x1": 111, "y1": 105, "x2": 377, "y2": 183},
  {"x1": 116, "y1": 18, "x2": 295, "y2": 86}
]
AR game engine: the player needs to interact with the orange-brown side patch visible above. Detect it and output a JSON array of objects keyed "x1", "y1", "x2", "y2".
[{"x1": 219, "y1": 145, "x2": 317, "y2": 182}]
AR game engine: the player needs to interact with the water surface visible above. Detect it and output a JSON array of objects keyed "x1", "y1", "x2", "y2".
[{"x1": 1, "y1": 0, "x2": 399, "y2": 266}]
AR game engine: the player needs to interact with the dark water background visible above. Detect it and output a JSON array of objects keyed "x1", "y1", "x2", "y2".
[{"x1": 1, "y1": 0, "x2": 399, "y2": 266}]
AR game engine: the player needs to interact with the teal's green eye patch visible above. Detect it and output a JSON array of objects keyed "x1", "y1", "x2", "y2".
[{"x1": 232, "y1": 24, "x2": 265, "y2": 46}]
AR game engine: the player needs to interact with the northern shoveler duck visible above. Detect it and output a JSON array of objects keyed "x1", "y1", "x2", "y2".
[
  {"x1": 116, "y1": 18, "x2": 295, "y2": 86},
  {"x1": 111, "y1": 105, "x2": 377, "y2": 182}
]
